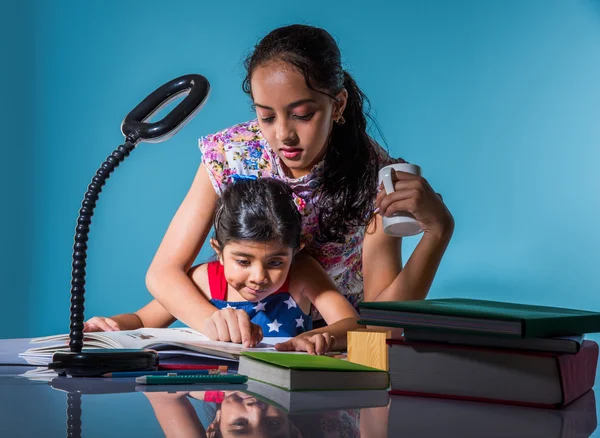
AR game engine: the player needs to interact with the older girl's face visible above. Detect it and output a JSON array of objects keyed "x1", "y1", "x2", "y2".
[{"x1": 250, "y1": 61, "x2": 347, "y2": 179}]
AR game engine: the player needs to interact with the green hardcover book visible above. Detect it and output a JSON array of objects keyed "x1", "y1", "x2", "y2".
[
  {"x1": 238, "y1": 352, "x2": 389, "y2": 391},
  {"x1": 358, "y1": 298, "x2": 600, "y2": 338}
]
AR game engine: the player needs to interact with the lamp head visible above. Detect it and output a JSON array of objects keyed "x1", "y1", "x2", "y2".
[{"x1": 121, "y1": 74, "x2": 210, "y2": 144}]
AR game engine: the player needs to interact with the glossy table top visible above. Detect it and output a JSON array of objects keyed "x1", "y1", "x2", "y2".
[{"x1": 1, "y1": 338, "x2": 598, "y2": 437}]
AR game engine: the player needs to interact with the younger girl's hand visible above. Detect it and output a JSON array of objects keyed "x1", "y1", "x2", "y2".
[
  {"x1": 275, "y1": 332, "x2": 336, "y2": 355},
  {"x1": 202, "y1": 308, "x2": 263, "y2": 347},
  {"x1": 83, "y1": 317, "x2": 120, "y2": 332}
]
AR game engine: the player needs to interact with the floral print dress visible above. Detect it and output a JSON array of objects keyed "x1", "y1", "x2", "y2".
[{"x1": 199, "y1": 119, "x2": 393, "y2": 321}]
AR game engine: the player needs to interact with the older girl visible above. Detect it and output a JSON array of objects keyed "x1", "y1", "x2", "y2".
[{"x1": 145, "y1": 24, "x2": 454, "y2": 341}]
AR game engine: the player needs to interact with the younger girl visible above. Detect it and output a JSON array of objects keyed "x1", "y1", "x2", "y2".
[{"x1": 85, "y1": 177, "x2": 361, "y2": 354}]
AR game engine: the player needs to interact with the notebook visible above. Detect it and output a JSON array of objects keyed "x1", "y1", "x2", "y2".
[
  {"x1": 238, "y1": 352, "x2": 389, "y2": 391},
  {"x1": 358, "y1": 298, "x2": 600, "y2": 337}
]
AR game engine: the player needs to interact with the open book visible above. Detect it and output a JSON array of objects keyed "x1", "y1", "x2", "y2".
[{"x1": 19, "y1": 327, "x2": 289, "y2": 365}]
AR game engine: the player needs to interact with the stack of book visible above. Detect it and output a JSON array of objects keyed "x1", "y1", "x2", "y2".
[
  {"x1": 358, "y1": 298, "x2": 600, "y2": 409},
  {"x1": 237, "y1": 352, "x2": 390, "y2": 413}
]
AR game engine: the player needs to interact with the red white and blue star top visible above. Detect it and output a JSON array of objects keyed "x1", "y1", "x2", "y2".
[{"x1": 207, "y1": 261, "x2": 313, "y2": 337}]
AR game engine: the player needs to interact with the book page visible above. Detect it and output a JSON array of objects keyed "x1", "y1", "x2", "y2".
[
  {"x1": 148, "y1": 337, "x2": 293, "y2": 360},
  {"x1": 111, "y1": 328, "x2": 210, "y2": 348},
  {"x1": 21, "y1": 329, "x2": 291, "y2": 363},
  {"x1": 28, "y1": 328, "x2": 210, "y2": 349}
]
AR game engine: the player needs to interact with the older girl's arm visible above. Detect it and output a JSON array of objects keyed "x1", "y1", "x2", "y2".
[
  {"x1": 363, "y1": 196, "x2": 453, "y2": 302},
  {"x1": 146, "y1": 163, "x2": 219, "y2": 330}
]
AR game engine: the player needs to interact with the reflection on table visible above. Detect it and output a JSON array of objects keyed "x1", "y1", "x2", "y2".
[
  {"x1": 388, "y1": 390, "x2": 597, "y2": 438},
  {"x1": 2, "y1": 371, "x2": 597, "y2": 438}
]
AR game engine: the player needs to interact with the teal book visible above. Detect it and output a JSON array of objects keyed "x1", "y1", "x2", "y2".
[
  {"x1": 358, "y1": 298, "x2": 600, "y2": 338},
  {"x1": 238, "y1": 352, "x2": 389, "y2": 391}
]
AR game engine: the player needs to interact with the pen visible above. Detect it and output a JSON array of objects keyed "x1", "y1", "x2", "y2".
[
  {"x1": 103, "y1": 369, "x2": 222, "y2": 378},
  {"x1": 136, "y1": 374, "x2": 248, "y2": 385},
  {"x1": 158, "y1": 364, "x2": 229, "y2": 372},
  {"x1": 135, "y1": 383, "x2": 248, "y2": 393}
]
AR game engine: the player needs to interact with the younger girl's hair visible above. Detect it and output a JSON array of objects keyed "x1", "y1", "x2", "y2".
[
  {"x1": 243, "y1": 24, "x2": 383, "y2": 242},
  {"x1": 213, "y1": 178, "x2": 302, "y2": 251}
]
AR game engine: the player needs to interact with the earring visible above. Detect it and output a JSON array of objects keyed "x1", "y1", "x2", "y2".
[{"x1": 336, "y1": 115, "x2": 345, "y2": 125}]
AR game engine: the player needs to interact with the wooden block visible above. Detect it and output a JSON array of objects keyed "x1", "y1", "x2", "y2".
[{"x1": 347, "y1": 329, "x2": 392, "y2": 371}]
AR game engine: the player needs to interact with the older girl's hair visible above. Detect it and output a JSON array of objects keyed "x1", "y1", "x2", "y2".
[{"x1": 243, "y1": 24, "x2": 382, "y2": 242}]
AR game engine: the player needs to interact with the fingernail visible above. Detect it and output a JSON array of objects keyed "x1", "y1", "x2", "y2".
[{"x1": 373, "y1": 207, "x2": 380, "y2": 214}]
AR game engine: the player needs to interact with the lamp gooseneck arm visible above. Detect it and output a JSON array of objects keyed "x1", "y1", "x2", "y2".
[{"x1": 69, "y1": 137, "x2": 137, "y2": 352}]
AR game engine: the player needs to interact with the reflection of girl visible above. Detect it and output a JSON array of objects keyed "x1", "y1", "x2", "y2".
[
  {"x1": 143, "y1": 388, "x2": 387, "y2": 437},
  {"x1": 202, "y1": 391, "x2": 302, "y2": 438},
  {"x1": 144, "y1": 390, "x2": 302, "y2": 438},
  {"x1": 290, "y1": 410, "x2": 359, "y2": 438}
]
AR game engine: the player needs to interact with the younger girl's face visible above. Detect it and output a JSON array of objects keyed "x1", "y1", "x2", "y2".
[
  {"x1": 250, "y1": 61, "x2": 346, "y2": 179},
  {"x1": 211, "y1": 391, "x2": 293, "y2": 438},
  {"x1": 220, "y1": 240, "x2": 294, "y2": 302}
]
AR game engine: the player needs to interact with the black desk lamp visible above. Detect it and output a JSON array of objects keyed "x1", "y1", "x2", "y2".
[{"x1": 49, "y1": 74, "x2": 210, "y2": 377}]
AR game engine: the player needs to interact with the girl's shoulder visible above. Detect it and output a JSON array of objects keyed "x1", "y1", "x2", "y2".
[
  {"x1": 199, "y1": 119, "x2": 264, "y2": 151},
  {"x1": 199, "y1": 120, "x2": 275, "y2": 194},
  {"x1": 188, "y1": 263, "x2": 211, "y2": 300}
]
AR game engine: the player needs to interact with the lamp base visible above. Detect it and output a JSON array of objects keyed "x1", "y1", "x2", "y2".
[{"x1": 49, "y1": 349, "x2": 159, "y2": 377}]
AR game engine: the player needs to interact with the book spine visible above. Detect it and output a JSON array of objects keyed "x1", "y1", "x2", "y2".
[
  {"x1": 359, "y1": 301, "x2": 520, "y2": 320},
  {"x1": 387, "y1": 338, "x2": 557, "y2": 358},
  {"x1": 556, "y1": 341, "x2": 598, "y2": 406},
  {"x1": 524, "y1": 315, "x2": 600, "y2": 338},
  {"x1": 388, "y1": 390, "x2": 561, "y2": 409}
]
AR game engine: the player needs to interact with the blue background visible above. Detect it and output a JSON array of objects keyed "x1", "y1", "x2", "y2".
[{"x1": 2, "y1": 0, "x2": 600, "y2": 338}]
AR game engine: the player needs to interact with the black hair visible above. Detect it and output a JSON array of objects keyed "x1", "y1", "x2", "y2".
[
  {"x1": 243, "y1": 24, "x2": 383, "y2": 242},
  {"x1": 213, "y1": 178, "x2": 302, "y2": 251}
]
